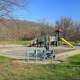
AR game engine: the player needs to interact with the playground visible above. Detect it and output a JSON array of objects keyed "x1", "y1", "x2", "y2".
[
  {"x1": 0, "y1": 27, "x2": 80, "y2": 80},
  {"x1": 0, "y1": 28, "x2": 79, "y2": 63}
]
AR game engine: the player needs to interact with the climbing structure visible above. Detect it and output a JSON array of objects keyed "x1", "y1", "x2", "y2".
[
  {"x1": 55, "y1": 27, "x2": 74, "y2": 48},
  {"x1": 55, "y1": 28, "x2": 63, "y2": 46},
  {"x1": 27, "y1": 35, "x2": 55, "y2": 61}
]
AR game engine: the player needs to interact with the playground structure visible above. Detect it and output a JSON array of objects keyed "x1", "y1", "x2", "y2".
[
  {"x1": 26, "y1": 28, "x2": 74, "y2": 62},
  {"x1": 61, "y1": 38, "x2": 74, "y2": 48},
  {"x1": 29, "y1": 28, "x2": 74, "y2": 48},
  {"x1": 54, "y1": 28, "x2": 74, "y2": 48},
  {"x1": 27, "y1": 35, "x2": 55, "y2": 62}
]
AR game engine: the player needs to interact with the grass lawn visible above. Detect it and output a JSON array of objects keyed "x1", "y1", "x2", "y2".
[
  {"x1": 67, "y1": 54, "x2": 80, "y2": 64},
  {"x1": 0, "y1": 56, "x2": 15, "y2": 62},
  {"x1": 0, "y1": 63, "x2": 80, "y2": 80},
  {"x1": 0, "y1": 55, "x2": 80, "y2": 80},
  {"x1": 0, "y1": 40, "x2": 31, "y2": 45}
]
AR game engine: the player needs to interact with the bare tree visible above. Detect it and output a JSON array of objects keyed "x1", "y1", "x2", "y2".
[
  {"x1": 0, "y1": 0, "x2": 28, "y2": 18},
  {"x1": 55, "y1": 17, "x2": 73, "y2": 40},
  {"x1": 72, "y1": 23, "x2": 80, "y2": 42},
  {"x1": 37, "y1": 19, "x2": 54, "y2": 37},
  {"x1": 0, "y1": 0, "x2": 29, "y2": 40}
]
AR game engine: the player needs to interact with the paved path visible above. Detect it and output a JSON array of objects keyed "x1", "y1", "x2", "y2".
[
  {"x1": 0, "y1": 46, "x2": 80, "y2": 60},
  {"x1": 56, "y1": 49, "x2": 80, "y2": 60},
  {"x1": 0, "y1": 47, "x2": 27, "y2": 59}
]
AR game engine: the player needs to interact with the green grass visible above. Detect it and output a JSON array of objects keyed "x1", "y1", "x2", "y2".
[
  {"x1": 0, "y1": 40, "x2": 31, "y2": 45},
  {"x1": 0, "y1": 56, "x2": 15, "y2": 62},
  {"x1": 0, "y1": 54, "x2": 80, "y2": 80},
  {"x1": 67, "y1": 54, "x2": 80, "y2": 64},
  {"x1": 0, "y1": 63, "x2": 80, "y2": 80}
]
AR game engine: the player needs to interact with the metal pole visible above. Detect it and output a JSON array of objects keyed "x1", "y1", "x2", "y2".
[
  {"x1": 35, "y1": 50, "x2": 37, "y2": 63},
  {"x1": 43, "y1": 50, "x2": 45, "y2": 63},
  {"x1": 27, "y1": 51, "x2": 29, "y2": 63},
  {"x1": 51, "y1": 50, "x2": 53, "y2": 64}
]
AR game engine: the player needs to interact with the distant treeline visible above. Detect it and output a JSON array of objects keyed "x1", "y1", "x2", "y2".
[{"x1": 0, "y1": 17, "x2": 80, "y2": 42}]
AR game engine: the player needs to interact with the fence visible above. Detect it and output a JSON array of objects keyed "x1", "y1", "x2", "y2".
[{"x1": 26, "y1": 47, "x2": 55, "y2": 63}]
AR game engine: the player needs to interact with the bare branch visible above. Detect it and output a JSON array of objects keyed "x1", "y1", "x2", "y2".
[{"x1": 0, "y1": 0, "x2": 28, "y2": 19}]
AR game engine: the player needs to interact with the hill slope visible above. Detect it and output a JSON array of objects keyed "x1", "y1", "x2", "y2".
[{"x1": 0, "y1": 19, "x2": 53, "y2": 40}]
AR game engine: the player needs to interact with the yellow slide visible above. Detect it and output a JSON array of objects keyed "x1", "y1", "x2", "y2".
[{"x1": 61, "y1": 38, "x2": 74, "y2": 48}]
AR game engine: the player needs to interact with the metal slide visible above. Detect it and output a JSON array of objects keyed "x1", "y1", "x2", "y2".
[{"x1": 61, "y1": 38, "x2": 74, "y2": 48}]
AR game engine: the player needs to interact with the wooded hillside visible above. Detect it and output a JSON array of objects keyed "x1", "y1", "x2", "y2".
[
  {"x1": 0, "y1": 19, "x2": 53, "y2": 40},
  {"x1": 0, "y1": 17, "x2": 80, "y2": 42}
]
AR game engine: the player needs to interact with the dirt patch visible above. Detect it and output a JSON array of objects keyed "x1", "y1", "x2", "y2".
[{"x1": 54, "y1": 49, "x2": 75, "y2": 54}]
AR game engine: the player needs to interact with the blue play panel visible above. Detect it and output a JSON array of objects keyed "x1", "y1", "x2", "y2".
[{"x1": 27, "y1": 47, "x2": 55, "y2": 60}]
